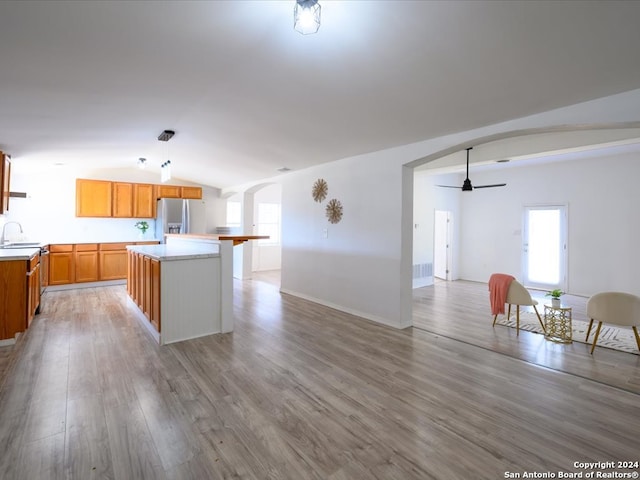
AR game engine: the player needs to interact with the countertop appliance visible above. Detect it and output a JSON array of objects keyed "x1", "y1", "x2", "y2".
[{"x1": 155, "y1": 198, "x2": 207, "y2": 243}]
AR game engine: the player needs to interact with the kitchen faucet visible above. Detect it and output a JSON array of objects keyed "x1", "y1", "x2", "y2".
[{"x1": 1, "y1": 221, "x2": 23, "y2": 244}]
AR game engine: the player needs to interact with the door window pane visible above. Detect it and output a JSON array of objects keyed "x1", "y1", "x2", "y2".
[
  {"x1": 527, "y1": 209, "x2": 561, "y2": 285},
  {"x1": 257, "y1": 203, "x2": 280, "y2": 245}
]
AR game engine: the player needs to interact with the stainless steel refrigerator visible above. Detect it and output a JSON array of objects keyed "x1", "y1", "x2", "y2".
[{"x1": 155, "y1": 198, "x2": 207, "y2": 242}]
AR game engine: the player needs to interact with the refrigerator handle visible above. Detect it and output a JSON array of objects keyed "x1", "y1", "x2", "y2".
[{"x1": 182, "y1": 199, "x2": 190, "y2": 234}]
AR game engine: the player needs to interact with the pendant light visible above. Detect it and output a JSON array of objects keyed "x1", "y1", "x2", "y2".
[
  {"x1": 158, "y1": 130, "x2": 174, "y2": 183},
  {"x1": 294, "y1": 0, "x2": 321, "y2": 35}
]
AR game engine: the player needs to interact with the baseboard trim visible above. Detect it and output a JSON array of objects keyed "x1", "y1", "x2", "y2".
[
  {"x1": 46, "y1": 279, "x2": 126, "y2": 292},
  {"x1": 279, "y1": 288, "x2": 412, "y2": 330}
]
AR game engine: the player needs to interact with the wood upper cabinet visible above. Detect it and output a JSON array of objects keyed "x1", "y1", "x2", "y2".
[
  {"x1": 156, "y1": 185, "x2": 181, "y2": 199},
  {"x1": 112, "y1": 182, "x2": 134, "y2": 218},
  {"x1": 156, "y1": 185, "x2": 202, "y2": 200},
  {"x1": 180, "y1": 186, "x2": 202, "y2": 199},
  {"x1": 133, "y1": 183, "x2": 156, "y2": 218},
  {"x1": 76, "y1": 179, "x2": 112, "y2": 217},
  {"x1": 113, "y1": 182, "x2": 155, "y2": 218},
  {"x1": 77, "y1": 179, "x2": 200, "y2": 217},
  {"x1": 1, "y1": 151, "x2": 11, "y2": 214}
]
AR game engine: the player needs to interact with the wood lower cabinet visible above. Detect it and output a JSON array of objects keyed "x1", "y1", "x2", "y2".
[
  {"x1": 126, "y1": 250, "x2": 134, "y2": 297},
  {"x1": 127, "y1": 251, "x2": 161, "y2": 332},
  {"x1": 50, "y1": 241, "x2": 160, "y2": 286},
  {"x1": 76, "y1": 179, "x2": 112, "y2": 217},
  {"x1": 99, "y1": 243, "x2": 128, "y2": 281},
  {"x1": 0, "y1": 260, "x2": 27, "y2": 340},
  {"x1": 49, "y1": 245, "x2": 75, "y2": 285},
  {"x1": 74, "y1": 244, "x2": 99, "y2": 283},
  {"x1": 150, "y1": 258, "x2": 161, "y2": 331},
  {"x1": 0, "y1": 252, "x2": 39, "y2": 341},
  {"x1": 27, "y1": 256, "x2": 41, "y2": 327}
]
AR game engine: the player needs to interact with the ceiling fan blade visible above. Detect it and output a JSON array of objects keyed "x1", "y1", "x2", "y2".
[
  {"x1": 473, "y1": 183, "x2": 507, "y2": 189},
  {"x1": 436, "y1": 184, "x2": 462, "y2": 189}
]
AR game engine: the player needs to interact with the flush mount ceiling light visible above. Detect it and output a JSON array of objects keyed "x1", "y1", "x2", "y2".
[{"x1": 294, "y1": 0, "x2": 321, "y2": 35}]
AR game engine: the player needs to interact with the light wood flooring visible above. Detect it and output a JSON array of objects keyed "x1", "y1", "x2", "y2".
[
  {"x1": 413, "y1": 279, "x2": 640, "y2": 394},
  {"x1": 0, "y1": 274, "x2": 638, "y2": 479}
]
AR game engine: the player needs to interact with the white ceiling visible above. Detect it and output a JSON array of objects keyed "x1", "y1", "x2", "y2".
[{"x1": 1, "y1": 1, "x2": 640, "y2": 189}]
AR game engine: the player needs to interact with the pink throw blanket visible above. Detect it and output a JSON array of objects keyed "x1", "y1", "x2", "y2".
[{"x1": 488, "y1": 273, "x2": 515, "y2": 315}]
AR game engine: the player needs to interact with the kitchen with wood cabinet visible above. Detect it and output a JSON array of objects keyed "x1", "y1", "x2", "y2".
[{"x1": 0, "y1": 167, "x2": 218, "y2": 350}]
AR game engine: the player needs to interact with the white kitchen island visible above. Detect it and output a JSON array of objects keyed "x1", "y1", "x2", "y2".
[{"x1": 126, "y1": 240, "x2": 233, "y2": 345}]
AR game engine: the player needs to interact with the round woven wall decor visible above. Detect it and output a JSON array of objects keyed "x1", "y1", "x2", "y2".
[
  {"x1": 312, "y1": 178, "x2": 328, "y2": 202},
  {"x1": 325, "y1": 198, "x2": 343, "y2": 224}
]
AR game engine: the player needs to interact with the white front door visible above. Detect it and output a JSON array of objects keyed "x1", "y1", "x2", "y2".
[{"x1": 523, "y1": 205, "x2": 567, "y2": 290}]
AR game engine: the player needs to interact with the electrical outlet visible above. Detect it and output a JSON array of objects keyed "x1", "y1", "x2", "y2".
[{"x1": 323, "y1": 228, "x2": 328, "y2": 239}]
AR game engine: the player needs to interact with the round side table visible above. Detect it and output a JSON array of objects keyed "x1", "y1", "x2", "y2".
[{"x1": 544, "y1": 304, "x2": 573, "y2": 343}]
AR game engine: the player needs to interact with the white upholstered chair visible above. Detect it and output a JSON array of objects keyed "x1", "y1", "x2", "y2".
[
  {"x1": 585, "y1": 292, "x2": 640, "y2": 354},
  {"x1": 492, "y1": 279, "x2": 546, "y2": 336}
]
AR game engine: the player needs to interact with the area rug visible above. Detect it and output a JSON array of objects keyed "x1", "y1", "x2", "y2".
[{"x1": 493, "y1": 312, "x2": 640, "y2": 355}]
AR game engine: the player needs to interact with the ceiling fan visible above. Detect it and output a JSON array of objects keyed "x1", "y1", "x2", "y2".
[{"x1": 437, "y1": 147, "x2": 507, "y2": 191}]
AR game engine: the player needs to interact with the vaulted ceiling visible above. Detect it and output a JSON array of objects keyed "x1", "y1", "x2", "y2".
[{"x1": 1, "y1": 1, "x2": 640, "y2": 189}]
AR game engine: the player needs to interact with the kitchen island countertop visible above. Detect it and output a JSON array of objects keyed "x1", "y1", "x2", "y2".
[
  {"x1": 126, "y1": 243, "x2": 219, "y2": 261},
  {"x1": 0, "y1": 247, "x2": 40, "y2": 261}
]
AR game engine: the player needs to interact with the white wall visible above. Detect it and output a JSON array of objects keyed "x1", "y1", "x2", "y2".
[
  {"x1": 281, "y1": 152, "x2": 413, "y2": 329},
  {"x1": 2, "y1": 167, "x2": 224, "y2": 243},
  {"x1": 279, "y1": 88, "x2": 640, "y2": 329},
  {"x1": 442, "y1": 149, "x2": 640, "y2": 296}
]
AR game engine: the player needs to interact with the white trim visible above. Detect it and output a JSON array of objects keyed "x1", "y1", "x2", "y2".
[
  {"x1": 279, "y1": 288, "x2": 412, "y2": 330},
  {"x1": 46, "y1": 279, "x2": 126, "y2": 291}
]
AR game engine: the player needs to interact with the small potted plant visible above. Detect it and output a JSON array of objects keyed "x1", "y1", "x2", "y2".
[
  {"x1": 135, "y1": 221, "x2": 149, "y2": 239},
  {"x1": 545, "y1": 289, "x2": 565, "y2": 307}
]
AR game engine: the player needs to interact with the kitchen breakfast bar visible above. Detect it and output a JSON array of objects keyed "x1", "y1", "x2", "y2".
[{"x1": 126, "y1": 238, "x2": 233, "y2": 345}]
